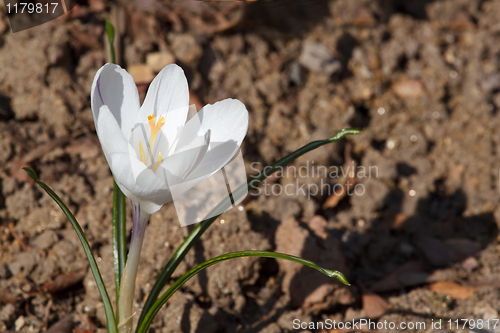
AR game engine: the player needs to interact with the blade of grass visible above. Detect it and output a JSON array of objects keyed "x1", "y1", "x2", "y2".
[
  {"x1": 136, "y1": 128, "x2": 361, "y2": 329},
  {"x1": 23, "y1": 167, "x2": 117, "y2": 333},
  {"x1": 137, "y1": 250, "x2": 349, "y2": 333}
]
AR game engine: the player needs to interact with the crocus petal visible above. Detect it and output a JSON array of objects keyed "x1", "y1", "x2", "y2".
[
  {"x1": 128, "y1": 124, "x2": 149, "y2": 163},
  {"x1": 96, "y1": 105, "x2": 130, "y2": 159},
  {"x1": 156, "y1": 130, "x2": 210, "y2": 189},
  {"x1": 109, "y1": 153, "x2": 171, "y2": 215},
  {"x1": 96, "y1": 105, "x2": 170, "y2": 213},
  {"x1": 91, "y1": 64, "x2": 140, "y2": 139},
  {"x1": 182, "y1": 99, "x2": 248, "y2": 183},
  {"x1": 137, "y1": 64, "x2": 189, "y2": 147}
]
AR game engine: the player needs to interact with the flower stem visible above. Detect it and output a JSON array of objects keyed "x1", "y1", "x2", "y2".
[{"x1": 118, "y1": 202, "x2": 150, "y2": 333}]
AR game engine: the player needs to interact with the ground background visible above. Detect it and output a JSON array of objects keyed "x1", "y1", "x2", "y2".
[{"x1": 1, "y1": 0, "x2": 500, "y2": 332}]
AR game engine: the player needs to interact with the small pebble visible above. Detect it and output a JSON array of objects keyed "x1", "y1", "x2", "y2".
[
  {"x1": 15, "y1": 316, "x2": 25, "y2": 331},
  {"x1": 127, "y1": 64, "x2": 155, "y2": 85},
  {"x1": 377, "y1": 107, "x2": 385, "y2": 115},
  {"x1": 400, "y1": 242, "x2": 415, "y2": 256},
  {"x1": 392, "y1": 78, "x2": 424, "y2": 98},
  {"x1": 461, "y1": 256, "x2": 479, "y2": 272},
  {"x1": 0, "y1": 304, "x2": 16, "y2": 322},
  {"x1": 146, "y1": 52, "x2": 175, "y2": 72},
  {"x1": 299, "y1": 41, "x2": 341, "y2": 74}
]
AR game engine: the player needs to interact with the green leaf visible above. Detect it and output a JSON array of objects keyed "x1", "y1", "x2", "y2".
[
  {"x1": 137, "y1": 251, "x2": 349, "y2": 333},
  {"x1": 23, "y1": 167, "x2": 117, "y2": 333},
  {"x1": 105, "y1": 19, "x2": 116, "y2": 64},
  {"x1": 112, "y1": 181, "x2": 127, "y2": 311},
  {"x1": 136, "y1": 128, "x2": 362, "y2": 329},
  {"x1": 328, "y1": 128, "x2": 363, "y2": 142}
]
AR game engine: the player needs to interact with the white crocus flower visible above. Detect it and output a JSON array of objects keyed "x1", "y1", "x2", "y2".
[
  {"x1": 91, "y1": 63, "x2": 248, "y2": 215},
  {"x1": 90, "y1": 63, "x2": 248, "y2": 332}
]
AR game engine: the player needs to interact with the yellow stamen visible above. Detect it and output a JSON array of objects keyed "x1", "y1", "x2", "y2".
[
  {"x1": 147, "y1": 115, "x2": 165, "y2": 152},
  {"x1": 138, "y1": 115, "x2": 166, "y2": 171},
  {"x1": 139, "y1": 141, "x2": 146, "y2": 165},
  {"x1": 153, "y1": 153, "x2": 163, "y2": 173}
]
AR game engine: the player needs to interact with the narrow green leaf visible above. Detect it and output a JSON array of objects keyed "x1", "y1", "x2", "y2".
[
  {"x1": 112, "y1": 181, "x2": 127, "y2": 310},
  {"x1": 136, "y1": 128, "x2": 362, "y2": 329},
  {"x1": 328, "y1": 128, "x2": 363, "y2": 142},
  {"x1": 137, "y1": 251, "x2": 349, "y2": 333},
  {"x1": 105, "y1": 19, "x2": 116, "y2": 64},
  {"x1": 23, "y1": 167, "x2": 117, "y2": 333}
]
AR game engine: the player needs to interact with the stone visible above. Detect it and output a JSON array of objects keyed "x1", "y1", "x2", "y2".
[
  {"x1": 299, "y1": 41, "x2": 341, "y2": 75},
  {"x1": 127, "y1": 64, "x2": 155, "y2": 84},
  {"x1": 31, "y1": 229, "x2": 58, "y2": 250},
  {"x1": 146, "y1": 52, "x2": 176, "y2": 72},
  {"x1": 275, "y1": 217, "x2": 348, "y2": 311},
  {"x1": 429, "y1": 281, "x2": 475, "y2": 300},
  {"x1": 391, "y1": 78, "x2": 424, "y2": 98}
]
